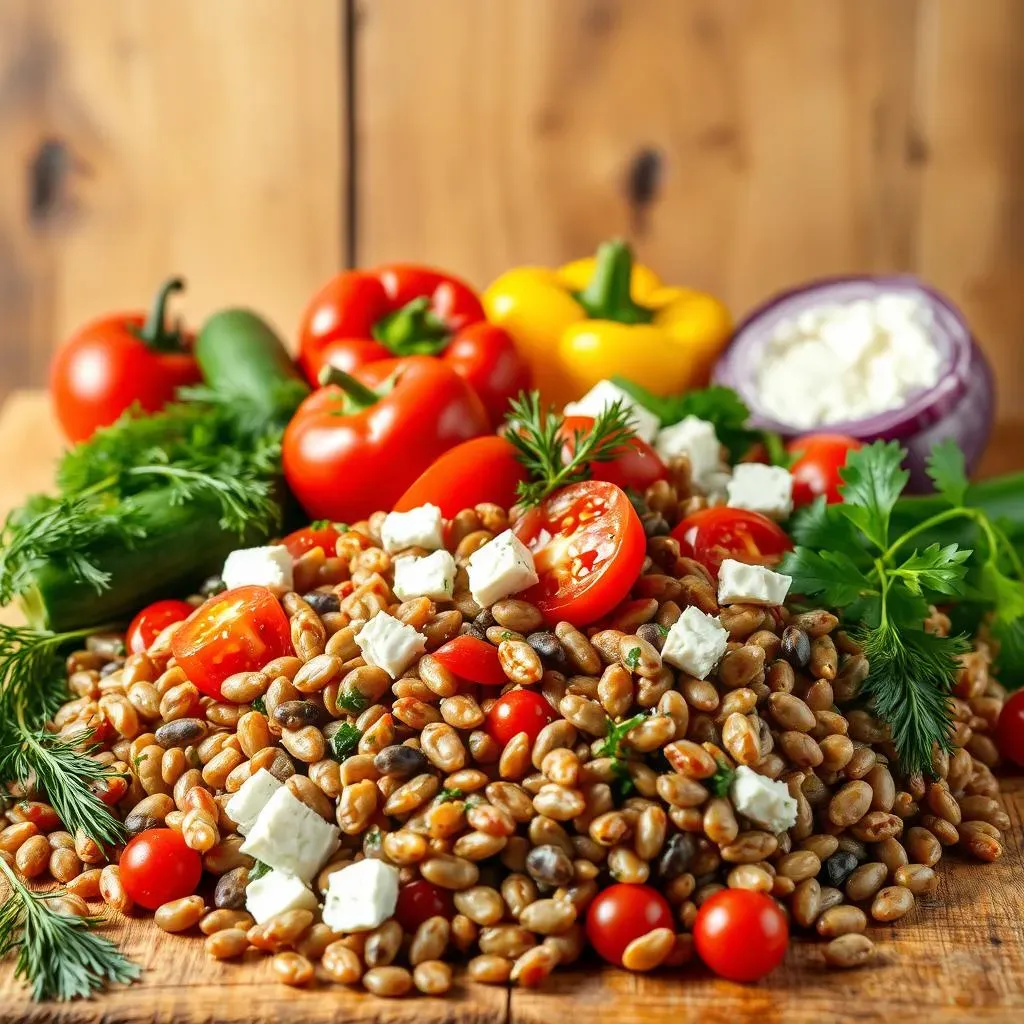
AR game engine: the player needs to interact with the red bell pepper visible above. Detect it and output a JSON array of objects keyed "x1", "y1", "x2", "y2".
[
  {"x1": 282, "y1": 356, "x2": 490, "y2": 521},
  {"x1": 297, "y1": 265, "x2": 531, "y2": 427}
]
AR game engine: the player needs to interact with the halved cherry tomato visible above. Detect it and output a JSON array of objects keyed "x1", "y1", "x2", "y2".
[
  {"x1": 170, "y1": 585, "x2": 293, "y2": 700},
  {"x1": 671, "y1": 506, "x2": 793, "y2": 576},
  {"x1": 119, "y1": 829, "x2": 203, "y2": 911},
  {"x1": 394, "y1": 880, "x2": 454, "y2": 931},
  {"x1": 282, "y1": 522, "x2": 343, "y2": 558},
  {"x1": 126, "y1": 599, "x2": 195, "y2": 655},
  {"x1": 586, "y1": 883, "x2": 674, "y2": 967},
  {"x1": 996, "y1": 690, "x2": 1024, "y2": 768},
  {"x1": 486, "y1": 689, "x2": 556, "y2": 747},
  {"x1": 693, "y1": 888, "x2": 789, "y2": 982},
  {"x1": 431, "y1": 635, "x2": 507, "y2": 686},
  {"x1": 787, "y1": 433, "x2": 863, "y2": 506},
  {"x1": 559, "y1": 415, "x2": 667, "y2": 493},
  {"x1": 513, "y1": 481, "x2": 646, "y2": 628}
]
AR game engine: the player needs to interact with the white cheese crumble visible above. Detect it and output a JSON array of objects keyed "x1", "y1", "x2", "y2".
[
  {"x1": 380, "y1": 504, "x2": 444, "y2": 553},
  {"x1": 321, "y1": 858, "x2": 400, "y2": 933},
  {"x1": 654, "y1": 416, "x2": 723, "y2": 492},
  {"x1": 355, "y1": 611, "x2": 427, "y2": 679},
  {"x1": 221, "y1": 545, "x2": 293, "y2": 595},
  {"x1": 661, "y1": 606, "x2": 729, "y2": 680},
  {"x1": 754, "y1": 293, "x2": 942, "y2": 428},
  {"x1": 466, "y1": 529, "x2": 539, "y2": 607},
  {"x1": 564, "y1": 380, "x2": 660, "y2": 444},
  {"x1": 727, "y1": 463, "x2": 794, "y2": 520},
  {"x1": 225, "y1": 768, "x2": 282, "y2": 836},
  {"x1": 730, "y1": 765, "x2": 798, "y2": 833},
  {"x1": 392, "y1": 550, "x2": 457, "y2": 603},
  {"x1": 717, "y1": 559, "x2": 792, "y2": 606},
  {"x1": 245, "y1": 868, "x2": 319, "y2": 924}
]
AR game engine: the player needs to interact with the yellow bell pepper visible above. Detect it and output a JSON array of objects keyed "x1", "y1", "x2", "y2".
[{"x1": 483, "y1": 239, "x2": 732, "y2": 407}]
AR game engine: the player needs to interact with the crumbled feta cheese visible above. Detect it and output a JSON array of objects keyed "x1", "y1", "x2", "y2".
[
  {"x1": 240, "y1": 787, "x2": 340, "y2": 882},
  {"x1": 727, "y1": 463, "x2": 794, "y2": 520},
  {"x1": 730, "y1": 765, "x2": 798, "y2": 833},
  {"x1": 661, "y1": 606, "x2": 729, "y2": 680},
  {"x1": 654, "y1": 417, "x2": 722, "y2": 490},
  {"x1": 380, "y1": 504, "x2": 444, "y2": 553},
  {"x1": 245, "y1": 869, "x2": 319, "y2": 924},
  {"x1": 563, "y1": 380, "x2": 660, "y2": 444},
  {"x1": 321, "y1": 859, "x2": 400, "y2": 933},
  {"x1": 392, "y1": 550, "x2": 457, "y2": 603},
  {"x1": 355, "y1": 611, "x2": 426, "y2": 679},
  {"x1": 718, "y1": 559, "x2": 792, "y2": 606},
  {"x1": 221, "y1": 545, "x2": 293, "y2": 595},
  {"x1": 466, "y1": 529, "x2": 539, "y2": 607},
  {"x1": 225, "y1": 768, "x2": 282, "y2": 836}
]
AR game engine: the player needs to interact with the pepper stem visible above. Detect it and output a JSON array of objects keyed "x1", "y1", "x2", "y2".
[
  {"x1": 138, "y1": 277, "x2": 187, "y2": 351},
  {"x1": 372, "y1": 296, "x2": 450, "y2": 354},
  {"x1": 318, "y1": 366, "x2": 382, "y2": 409},
  {"x1": 574, "y1": 239, "x2": 654, "y2": 325}
]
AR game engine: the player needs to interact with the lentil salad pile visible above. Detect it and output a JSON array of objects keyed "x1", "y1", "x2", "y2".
[{"x1": 1, "y1": 459, "x2": 1013, "y2": 998}]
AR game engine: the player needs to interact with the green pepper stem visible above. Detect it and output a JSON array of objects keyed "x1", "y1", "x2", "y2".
[
  {"x1": 574, "y1": 239, "x2": 654, "y2": 325},
  {"x1": 138, "y1": 277, "x2": 186, "y2": 352},
  {"x1": 373, "y1": 296, "x2": 449, "y2": 353},
  {"x1": 318, "y1": 365, "x2": 381, "y2": 409}
]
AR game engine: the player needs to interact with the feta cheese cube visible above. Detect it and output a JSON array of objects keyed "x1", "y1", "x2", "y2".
[
  {"x1": 240, "y1": 786, "x2": 340, "y2": 882},
  {"x1": 221, "y1": 545, "x2": 293, "y2": 595},
  {"x1": 727, "y1": 463, "x2": 794, "y2": 520},
  {"x1": 380, "y1": 504, "x2": 444, "y2": 553},
  {"x1": 466, "y1": 529, "x2": 539, "y2": 607},
  {"x1": 661, "y1": 606, "x2": 729, "y2": 680},
  {"x1": 717, "y1": 558, "x2": 792, "y2": 606},
  {"x1": 245, "y1": 869, "x2": 319, "y2": 924},
  {"x1": 392, "y1": 550, "x2": 457, "y2": 603},
  {"x1": 355, "y1": 611, "x2": 426, "y2": 679},
  {"x1": 225, "y1": 768, "x2": 283, "y2": 836},
  {"x1": 321, "y1": 859, "x2": 400, "y2": 934},
  {"x1": 730, "y1": 765, "x2": 798, "y2": 834},
  {"x1": 654, "y1": 417, "x2": 721, "y2": 488},
  {"x1": 563, "y1": 380, "x2": 660, "y2": 444}
]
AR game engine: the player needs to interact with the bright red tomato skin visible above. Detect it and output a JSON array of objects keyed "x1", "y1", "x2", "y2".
[
  {"x1": 672, "y1": 507, "x2": 793, "y2": 576},
  {"x1": 586, "y1": 884, "x2": 674, "y2": 967},
  {"x1": 443, "y1": 321, "x2": 533, "y2": 426},
  {"x1": 787, "y1": 434, "x2": 863, "y2": 506},
  {"x1": 432, "y1": 635, "x2": 507, "y2": 686},
  {"x1": 693, "y1": 889, "x2": 789, "y2": 982},
  {"x1": 282, "y1": 523, "x2": 343, "y2": 558},
  {"x1": 514, "y1": 481, "x2": 646, "y2": 628},
  {"x1": 119, "y1": 829, "x2": 203, "y2": 911},
  {"x1": 126, "y1": 599, "x2": 195, "y2": 655},
  {"x1": 487, "y1": 689, "x2": 556, "y2": 746},
  {"x1": 394, "y1": 880, "x2": 454, "y2": 931},
  {"x1": 996, "y1": 690, "x2": 1024, "y2": 768},
  {"x1": 559, "y1": 416, "x2": 667, "y2": 492},
  {"x1": 170, "y1": 586, "x2": 293, "y2": 700}
]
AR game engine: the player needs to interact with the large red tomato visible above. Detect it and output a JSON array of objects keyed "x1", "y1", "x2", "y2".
[{"x1": 672, "y1": 506, "x2": 793, "y2": 575}]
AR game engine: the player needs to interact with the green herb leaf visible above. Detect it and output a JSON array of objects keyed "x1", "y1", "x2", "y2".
[
  {"x1": 335, "y1": 689, "x2": 369, "y2": 714},
  {"x1": 250, "y1": 695, "x2": 267, "y2": 715},
  {"x1": 438, "y1": 787, "x2": 464, "y2": 803},
  {"x1": 891, "y1": 544, "x2": 972, "y2": 596},
  {"x1": 624, "y1": 647, "x2": 641, "y2": 671},
  {"x1": 926, "y1": 440, "x2": 968, "y2": 508},
  {"x1": 779, "y1": 548, "x2": 875, "y2": 607},
  {"x1": 788, "y1": 497, "x2": 865, "y2": 554},
  {"x1": 708, "y1": 759, "x2": 736, "y2": 798},
  {"x1": 837, "y1": 442, "x2": 908, "y2": 551},
  {"x1": 249, "y1": 860, "x2": 272, "y2": 882},
  {"x1": 596, "y1": 711, "x2": 651, "y2": 760},
  {"x1": 328, "y1": 723, "x2": 362, "y2": 760}
]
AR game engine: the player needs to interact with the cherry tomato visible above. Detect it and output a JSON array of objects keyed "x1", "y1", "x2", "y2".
[
  {"x1": 170, "y1": 585, "x2": 293, "y2": 700},
  {"x1": 281, "y1": 522, "x2": 343, "y2": 558},
  {"x1": 513, "y1": 481, "x2": 646, "y2": 628},
  {"x1": 118, "y1": 829, "x2": 203, "y2": 911},
  {"x1": 996, "y1": 690, "x2": 1024, "y2": 768},
  {"x1": 431, "y1": 635, "x2": 507, "y2": 686},
  {"x1": 585, "y1": 883, "x2": 674, "y2": 967},
  {"x1": 672, "y1": 507, "x2": 793, "y2": 576},
  {"x1": 693, "y1": 888, "x2": 789, "y2": 982},
  {"x1": 559, "y1": 416, "x2": 667, "y2": 493},
  {"x1": 787, "y1": 434, "x2": 863, "y2": 506},
  {"x1": 125, "y1": 599, "x2": 194, "y2": 655},
  {"x1": 486, "y1": 689, "x2": 556, "y2": 747},
  {"x1": 394, "y1": 436, "x2": 529, "y2": 519},
  {"x1": 394, "y1": 880, "x2": 454, "y2": 932}
]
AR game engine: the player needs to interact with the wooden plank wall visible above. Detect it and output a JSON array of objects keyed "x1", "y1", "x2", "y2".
[{"x1": 0, "y1": 0, "x2": 1021, "y2": 415}]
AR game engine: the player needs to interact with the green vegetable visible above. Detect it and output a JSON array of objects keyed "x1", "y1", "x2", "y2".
[
  {"x1": 709, "y1": 759, "x2": 736, "y2": 798},
  {"x1": 597, "y1": 710, "x2": 651, "y2": 798},
  {"x1": 249, "y1": 860, "x2": 272, "y2": 882},
  {"x1": 328, "y1": 723, "x2": 362, "y2": 760},
  {"x1": 250, "y1": 695, "x2": 267, "y2": 716},
  {"x1": 336, "y1": 689, "x2": 369, "y2": 714},
  {"x1": 624, "y1": 647, "x2": 641, "y2": 671},
  {"x1": 438, "y1": 787, "x2": 464, "y2": 803}
]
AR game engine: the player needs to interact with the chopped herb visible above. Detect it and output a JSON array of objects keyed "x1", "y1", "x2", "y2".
[
  {"x1": 596, "y1": 711, "x2": 651, "y2": 761},
  {"x1": 328, "y1": 723, "x2": 362, "y2": 760},
  {"x1": 365, "y1": 828, "x2": 383, "y2": 849},
  {"x1": 624, "y1": 647, "x2": 641, "y2": 671},
  {"x1": 709, "y1": 759, "x2": 736, "y2": 798},
  {"x1": 438, "y1": 787, "x2": 465, "y2": 803},
  {"x1": 132, "y1": 754, "x2": 146, "y2": 769},
  {"x1": 500, "y1": 631, "x2": 517, "y2": 642},
  {"x1": 249, "y1": 860, "x2": 272, "y2": 881},
  {"x1": 250, "y1": 695, "x2": 267, "y2": 715},
  {"x1": 336, "y1": 689, "x2": 369, "y2": 714}
]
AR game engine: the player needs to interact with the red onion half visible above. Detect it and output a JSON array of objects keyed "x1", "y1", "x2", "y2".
[{"x1": 713, "y1": 275, "x2": 995, "y2": 491}]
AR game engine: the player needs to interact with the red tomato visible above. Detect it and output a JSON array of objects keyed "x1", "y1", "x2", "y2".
[
  {"x1": 394, "y1": 880, "x2": 454, "y2": 932},
  {"x1": 559, "y1": 416, "x2": 667, "y2": 493},
  {"x1": 282, "y1": 522, "x2": 343, "y2": 558},
  {"x1": 170, "y1": 586, "x2": 293, "y2": 700},
  {"x1": 787, "y1": 434, "x2": 863, "y2": 506},
  {"x1": 119, "y1": 829, "x2": 203, "y2": 911},
  {"x1": 125, "y1": 599, "x2": 195, "y2": 655},
  {"x1": 586, "y1": 883, "x2": 675, "y2": 967},
  {"x1": 996, "y1": 690, "x2": 1024, "y2": 768},
  {"x1": 693, "y1": 889, "x2": 789, "y2": 982},
  {"x1": 486, "y1": 689, "x2": 556, "y2": 746},
  {"x1": 394, "y1": 436, "x2": 529, "y2": 519},
  {"x1": 513, "y1": 481, "x2": 646, "y2": 628},
  {"x1": 672, "y1": 507, "x2": 793, "y2": 576},
  {"x1": 432, "y1": 635, "x2": 507, "y2": 686}
]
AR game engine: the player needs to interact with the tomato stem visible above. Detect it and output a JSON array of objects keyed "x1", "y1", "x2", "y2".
[
  {"x1": 317, "y1": 365, "x2": 382, "y2": 409},
  {"x1": 574, "y1": 239, "x2": 654, "y2": 325},
  {"x1": 138, "y1": 277, "x2": 187, "y2": 352}
]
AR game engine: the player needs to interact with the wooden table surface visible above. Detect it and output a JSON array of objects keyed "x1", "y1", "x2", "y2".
[{"x1": 1, "y1": 391, "x2": 1022, "y2": 1023}]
